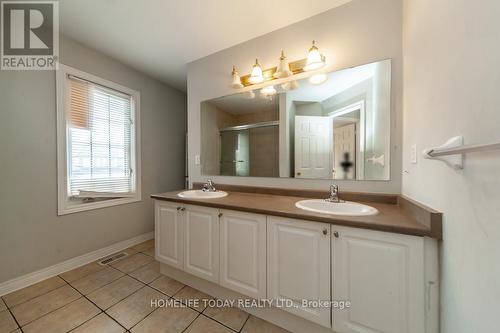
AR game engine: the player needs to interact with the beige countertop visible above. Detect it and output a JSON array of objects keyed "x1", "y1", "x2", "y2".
[{"x1": 151, "y1": 189, "x2": 442, "y2": 239}]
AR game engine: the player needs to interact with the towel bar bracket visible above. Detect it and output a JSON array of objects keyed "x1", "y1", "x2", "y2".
[{"x1": 422, "y1": 136, "x2": 464, "y2": 169}]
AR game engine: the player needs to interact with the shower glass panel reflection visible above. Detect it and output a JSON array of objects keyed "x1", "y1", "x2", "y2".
[
  {"x1": 219, "y1": 123, "x2": 279, "y2": 177},
  {"x1": 220, "y1": 130, "x2": 250, "y2": 176}
]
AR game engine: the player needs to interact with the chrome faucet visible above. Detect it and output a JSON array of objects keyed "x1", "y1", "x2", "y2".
[
  {"x1": 202, "y1": 179, "x2": 217, "y2": 192},
  {"x1": 326, "y1": 184, "x2": 343, "y2": 203}
]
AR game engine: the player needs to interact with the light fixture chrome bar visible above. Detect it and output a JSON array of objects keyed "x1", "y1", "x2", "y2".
[{"x1": 220, "y1": 121, "x2": 279, "y2": 132}]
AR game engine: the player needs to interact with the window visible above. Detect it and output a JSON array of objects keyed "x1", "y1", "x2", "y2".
[{"x1": 57, "y1": 65, "x2": 141, "y2": 215}]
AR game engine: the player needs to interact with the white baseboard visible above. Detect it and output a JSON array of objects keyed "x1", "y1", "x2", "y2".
[{"x1": 0, "y1": 231, "x2": 154, "y2": 296}]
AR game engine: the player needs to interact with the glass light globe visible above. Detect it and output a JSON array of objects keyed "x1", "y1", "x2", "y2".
[
  {"x1": 248, "y1": 59, "x2": 264, "y2": 84},
  {"x1": 303, "y1": 41, "x2": 326, "y2": 71}
]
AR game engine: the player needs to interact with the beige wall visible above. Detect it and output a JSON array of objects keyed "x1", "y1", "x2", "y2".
[
  {"x1": 0, "y1": 36, "x2": 187, "y2": 283},
  {"x1": 233, "y1": 109, "x2": 279, "y2": 125},
  {"x1": 249, "y1": 126, "x2": 280, "y2": 177},
  {"x1": 402, "y1": 0, "x2": 500, "y2": 331},
  {"x1": 187, "y1": 0, "x2": 403, "y2": 193}
]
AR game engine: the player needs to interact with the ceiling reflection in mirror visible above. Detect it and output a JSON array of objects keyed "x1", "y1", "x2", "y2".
[{"x1": 200, "y1": 59, "x2": 391, "y2": 181}]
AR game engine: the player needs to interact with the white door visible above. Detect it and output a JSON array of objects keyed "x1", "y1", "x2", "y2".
[
  {"x1": 220, "y1": 210, "x2": 266, "y2": 299},
  {"x1": 333, "y1": 123, "x2": 356, "y2": 180},
  {"x1": 332, "y1": 226, "x2": 425, "y2": 333},
  {"x1": 155, "y1": 201, "x2": 183, "y2": 270},
  {"x1": 267, "y1": 216, "x2": 331, "y2": 327},
  {"x1": 294, "y1": 116, "x2": 333, "y2": 179},
  {"x1": 184, "y1": 205, "x2": 220, "y2": 283}
]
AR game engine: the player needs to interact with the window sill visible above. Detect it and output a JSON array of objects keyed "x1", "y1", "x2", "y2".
[{"x1": 58, "y1": 196, "x2": 142, "y2": 215}]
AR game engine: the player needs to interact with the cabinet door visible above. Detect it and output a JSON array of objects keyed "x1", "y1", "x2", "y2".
[
  {"x1": 220, "y1": 210, "x2": 266, "y2": 299},
  {"x1": 332, "y1": 226, "x2": 425, "y2": 333},
  {"x1": 183, "y1": 205, "x2": 220, "y2": 283},
  {"x1": 267, "y1": 216, "x2": 331, "y2": 327},
  {"x1": 155, "y1": 201, "x2": 183, "y2": 269}
]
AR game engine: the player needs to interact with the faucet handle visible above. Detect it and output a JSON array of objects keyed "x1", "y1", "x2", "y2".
[{"x1": 202, "y1": 179, "x2": 216, "y2": 192}]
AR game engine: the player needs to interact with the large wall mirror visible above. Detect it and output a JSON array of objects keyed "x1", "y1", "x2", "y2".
[{"x1": 201, "y1": 59, "x2": 391, "y2": 181}]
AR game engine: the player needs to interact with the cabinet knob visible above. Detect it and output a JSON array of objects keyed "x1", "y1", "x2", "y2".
[
  {"x1": 180, "y1": 207, "x2": 186, "y2": 211},
  {"x1": 218, "y1": 213, "x2": 223, "y2": 218},
  {"x1": 322, "y1": 228, "x2": 328, "y2": 235},
  {"x1": 176, "y1": 206, "x2": 181, "y2": 211},
  {"x1": 333, "y1": 231, "x2": 339, "y2": 238}
]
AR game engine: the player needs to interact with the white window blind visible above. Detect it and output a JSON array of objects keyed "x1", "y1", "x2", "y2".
[{"x1": 66, "y1": 75, "x2": 135, "y2": 198}]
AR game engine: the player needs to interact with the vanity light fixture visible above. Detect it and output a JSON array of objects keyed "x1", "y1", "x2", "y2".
[
  {"x1": 309, "y1": 73, "x2": 328, "y2": 85},
  {"x1": 248, "y1": 59, "x2": 264, "y2": 84},
  {"x1": 230, "y1": 66, "x2": 243, "y2": 88},
  {"x1": 303, "y1": 40, "x2": 326, "y2": 71},
  {"x1": 273, "y1": 50, "x2": 293, "y2": 79},
  {"x1": 260, "y1": 85, "x2": 276, "y2": 96},
  {"x1": 235, "y1": 40, "x2": 329, "y2": 88}
]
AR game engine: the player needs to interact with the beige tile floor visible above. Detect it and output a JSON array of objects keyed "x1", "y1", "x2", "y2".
[{"x1": 0, "y1": 240, "x2": 289, "y2": 333}]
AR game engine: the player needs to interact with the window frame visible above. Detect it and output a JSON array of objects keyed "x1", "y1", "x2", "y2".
[{"x1": 56, "y1": 64, "x2": 141, "y2": 215}]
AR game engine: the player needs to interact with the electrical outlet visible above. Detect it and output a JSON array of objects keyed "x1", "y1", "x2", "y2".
[
  {"x1": 194, "y1": 154, "x2": 201, "y2": 165},
  {"x1": 411, "y1": 144, "x2": 417, "y2": 164}
]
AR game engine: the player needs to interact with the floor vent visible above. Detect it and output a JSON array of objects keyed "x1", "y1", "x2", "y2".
[{"x1": 98, "y1": 252, "x2": 128, "y2": 266}]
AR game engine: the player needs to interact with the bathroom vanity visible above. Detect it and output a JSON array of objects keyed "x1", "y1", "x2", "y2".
[{"x1": 151, "y1": 185, "x2": 441, "y2": 333}]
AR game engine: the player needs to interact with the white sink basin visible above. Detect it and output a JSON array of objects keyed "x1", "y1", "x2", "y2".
[
  {"x1": 295, "y1": 199, "x2": 378, "y2": 216},
  {"x1": 177, "y1": 190, "x2": 228, "y2": 199}
]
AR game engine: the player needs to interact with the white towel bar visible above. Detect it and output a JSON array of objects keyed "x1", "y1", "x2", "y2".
[{"x1": 423, "y1": 136, "x2": 500, "y2": 169}]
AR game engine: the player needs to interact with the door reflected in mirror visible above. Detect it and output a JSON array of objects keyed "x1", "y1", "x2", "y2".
[{"x1": 200, "y1": 59, "x2": 391, "y2": 181}]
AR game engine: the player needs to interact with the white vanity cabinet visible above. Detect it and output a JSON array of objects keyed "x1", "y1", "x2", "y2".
[
  {"x1": 155, "y1": 200, "x2": 438, "y2": 333},
  {"x1": 267, "y1": 216, "x2": 331, "y2": 327},
  {"x1": 155, "y1": 202, "x2": 220, "y2": 283},
  {"x1": 331, "y1": 226, "x2": 434, "y2": 333},
  {"x1": 155, "y1": 201, "x2": 184, "y2": 269},
  {"x1": 183, "y1": 204, "x2": 220, "y2": 283},
  {"x1": 219, "y1": 209, "x2": 266, "y2": 299}
]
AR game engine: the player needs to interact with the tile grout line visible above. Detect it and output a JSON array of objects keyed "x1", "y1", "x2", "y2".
[
  {"x1": 60, "y1": 274, "x2": 129, "y2": 332},
  {"x1": 125, "y1": 295, "x2": 173, "y2": 332},
  {"x1": 65, "y1": 266, "x2": 126, "y2": 297},
  {"x1": 2, "y1": 242, "x2": 155, "y2": 333},
  {"x1": 2, "y1": 278, "x2": 70, "y2": 310},
  {"x1": 7, "y1": 283, "x2": 82, "y2": 328},
  {"x1": 6, "y1": 306, "x2": 24, "y2": 333},
  {"x1": 121, "y1": 265, "x2": 181, "y2": 331},
  {"x1": 142, "y1": 275, "x2": 182, "y2": 298},
  {"x1": 199, "y1": 312, "x2": 240, "y2": 332},
  {"x1": 239, "y1": 312, "x2": 252, "y2": 332},
  {"x1": 181, "y1": 312, "x2": 202, "y2": 333},
  {"x1": 15, "y1": 296, "x2": 85, "y2": 330}
]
